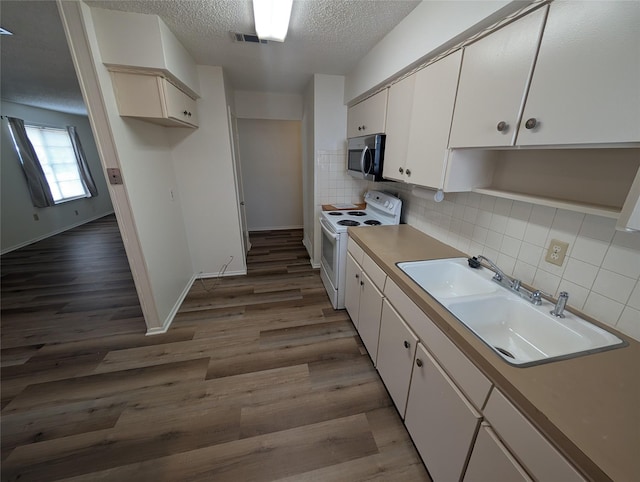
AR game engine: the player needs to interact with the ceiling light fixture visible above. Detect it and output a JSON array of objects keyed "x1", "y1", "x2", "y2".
[{"x1": 253, "y1": 0, "x2": 293, "y2": 42}]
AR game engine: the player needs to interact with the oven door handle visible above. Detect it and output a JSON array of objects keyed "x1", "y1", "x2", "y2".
[{"x1": 320, "y1": 218, "x2": 339, "y2": 240}]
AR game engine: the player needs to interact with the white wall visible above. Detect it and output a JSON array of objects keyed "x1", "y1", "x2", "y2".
[
  {"x1": 84, "y1": 5, "x2": 195, "y2": 331},
  {"x1": 302, "y1": 79, "x2": 315, "y2": 260},
  {"x1": 310, "y1": 74, "x2": 371, "y2": 266},
  {"x1": 378, "y1": 182, "x2": 640, "y2": 342},
  {"x1": 1, "y1": 101, "x2": 114, "y2": 253},
  {"x1": 234, "y1": 90, "x2": 303, "y2": 120},
  {"x1": 344, "y1": 0, "x2": 524, "y2": 103},
  {"x1": 237, "y1": 119, "x2": 303, "y2": 231},
  {"x1": 170, "y1": 66, "x2": 246, "y2": 277}
]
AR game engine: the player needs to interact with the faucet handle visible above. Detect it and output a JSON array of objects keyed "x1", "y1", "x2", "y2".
[{"x1": 531, "y1": 289, "x2": 551, "y2": 305}]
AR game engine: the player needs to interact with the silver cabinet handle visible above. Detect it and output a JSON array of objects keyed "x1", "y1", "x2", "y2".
[
  {"x1": 525, "y1": 118, "x2": 537, "y2": 129},
  {"x1": 403, "y1": 340, "x2": 410, "y2": 349},
  {"x1": 405, "y1": 169, "x2": 411, "y2": 177},
  {"x1": 416, "y1": 358, "x2": 423, "y2": 367},
  {"x1": 496, "y1": 121, "x2": 508, "y2": 132}
]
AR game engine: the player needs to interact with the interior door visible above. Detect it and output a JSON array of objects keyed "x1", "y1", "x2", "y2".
[{"x1": 227, "y1": 107, "x2": 250, "y2": 253}]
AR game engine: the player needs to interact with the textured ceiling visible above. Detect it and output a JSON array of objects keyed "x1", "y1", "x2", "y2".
[{"x1": 0, "y1": 0, "x2": 420, "y2": 115}]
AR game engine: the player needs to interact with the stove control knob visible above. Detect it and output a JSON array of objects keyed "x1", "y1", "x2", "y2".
[{"x1": 384, "y1": 201, "x2": 390, "y2": 208}]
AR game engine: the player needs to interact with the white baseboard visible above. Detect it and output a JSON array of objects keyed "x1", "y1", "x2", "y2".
[
  {"x1": 145, "y1": 268, "x2": 248, "y2": 336},
  {"x1": 197, "y1": 269, "x2": 247, "y2": 278},
  {"x1": 249, "y1": 225, "x2": 303, "y2": 232},
  {"x1": 146, "y1": 272, "x2": 197, "y2": 336},
  {"x1": 1, "y1": 211, "x2": 115, "y2": 255}
]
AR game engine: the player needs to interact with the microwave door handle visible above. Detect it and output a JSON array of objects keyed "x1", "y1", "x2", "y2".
[{"x1": 360, "y1": 146, "x2": 369, "y2": 176}]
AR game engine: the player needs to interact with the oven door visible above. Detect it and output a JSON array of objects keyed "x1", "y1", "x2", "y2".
[{"x1": 320, "y1": 218, "x2": 340, "y2": 288}]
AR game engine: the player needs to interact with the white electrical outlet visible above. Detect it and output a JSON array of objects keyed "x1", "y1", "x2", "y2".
[{"x1": 545, "y1": 239, "x2": 569, "y2": 266}]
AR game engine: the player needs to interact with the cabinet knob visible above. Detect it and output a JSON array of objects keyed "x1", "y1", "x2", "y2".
[
  {"x1": 398, "y1": 167, "x2": 404, "y2": 174},
  {"x1": 496, "y1": 121, "x2": 508, "y2": 132},
  {"x1": 355, "y1": 273, "x2": 359, "y2": 279},
  {"x1": 183, "y1": 110, "x2": 188, "y2": 116},
  {"x1": 416, "y1": 358, "x2": 423, "y2": 367},
  {"x1": 525, "y1": 118, "x2": 538, "y2": 130},
  {"x1": 405, "y1": 169, "x2": 411, "y2": 177},
  {"x1": 403, "y1": 340, "x2": 410, "y2": 349},
  {"x1": 361, "y1": 125, "x2": 366, "y2": 130},
  {"x1": 188, "y1": 112, "x2": 192, "y2": 117},
  {"x1": 360, "y1": 281, "x2": 364, "y2": 287}
]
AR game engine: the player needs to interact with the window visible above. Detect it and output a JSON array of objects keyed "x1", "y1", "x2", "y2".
[{"x1": 24, "y1": 125, "x2": 90, "y2": 203}]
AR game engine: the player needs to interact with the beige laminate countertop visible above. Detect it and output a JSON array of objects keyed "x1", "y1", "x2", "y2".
[{"x1": 348, "y1": 224, "x2": 639, "y2": 482}]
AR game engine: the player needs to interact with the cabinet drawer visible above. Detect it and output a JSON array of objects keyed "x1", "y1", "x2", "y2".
[
  {"x1": 347, "y1": 237, "x2": 364, "y2": 265},
  {"x1": 384, "y1": 278, "x2": 491, "y2": 411},
  {"x1": 362, "y1": 253, "x2": 386, "y2": 292},
  {"x1": 484, "y1": 389, "x2": 585, "y2": 482},
  {"x1": 464, "y1": 423, "x2": 532, "y2": 482}
]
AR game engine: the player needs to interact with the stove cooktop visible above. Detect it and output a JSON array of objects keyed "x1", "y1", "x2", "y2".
[{"x1": 321, "y1": 191, "x2": 402, "y2": 233}]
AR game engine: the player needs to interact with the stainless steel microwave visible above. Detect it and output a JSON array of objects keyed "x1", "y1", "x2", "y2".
[{"x1": 347, "y1": 134, "x2": 385, "y2": 182}]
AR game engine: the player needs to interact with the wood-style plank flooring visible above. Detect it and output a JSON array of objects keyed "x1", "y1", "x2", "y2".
[{"x1": 1, "y1": 216, "x2": 430, "y2": 481}]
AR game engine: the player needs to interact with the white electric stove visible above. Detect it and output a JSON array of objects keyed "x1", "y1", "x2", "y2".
[{"x1": 320, "y1": 191, "x2": 402, "y2": 309}]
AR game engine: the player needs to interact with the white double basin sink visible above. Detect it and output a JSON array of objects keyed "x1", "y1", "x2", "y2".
[{"x1": 397, "y1": 258, "x2": 625, "y2": 367}]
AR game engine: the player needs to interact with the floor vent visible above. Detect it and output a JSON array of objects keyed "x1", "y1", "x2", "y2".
[{"x1": 231, "y1": 32, "x2": 268, "y2": 44}]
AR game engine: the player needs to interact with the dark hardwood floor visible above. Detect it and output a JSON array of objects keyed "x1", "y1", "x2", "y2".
[{"x1": 1, "y1": 216, "x2": 429, "y2": 481}]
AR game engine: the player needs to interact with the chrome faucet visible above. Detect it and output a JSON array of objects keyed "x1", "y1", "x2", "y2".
[
  {"x1": 475, "y1": 255, "x2": 540, "y2": 305},
  {"x1": 476, "y1": 255, "x2": 511, "y2": 285}
]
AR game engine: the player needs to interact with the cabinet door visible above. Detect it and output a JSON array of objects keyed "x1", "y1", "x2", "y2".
[
  {"x1": 449, "y1": 6, "x2": 547, "y2": 148},
  {"x1": 347, "y1": 89, "x2": 388, "y2": 138},
  {"x1": 405, "y1": 344, "x2": 482, "y2": 482},
  {"x1": 357, "y1": 272, "x2": 384, "y2": 364},
  {"x1": 382, "y1": 74, "x2": 416, "y2": 182},
  {"x1": 163, "y1": 80, "x2": 199, "y2": 127},
  {"x1": 484, "y1": 389, "x2": 586, "y2": 482},
  {"x1": 344, "y1": 253, "x2": 362, "y2": 327},
  {"x1": 464, "y1": 424, "x2": 532, "y2": 482},
  {"x1": 376, "y1": 300, "x2": 418, "y2": 416},
  {"x1": 405, "y1": 50, "x2": 462, "y2": 189},
  {"x1": 517, "y1": 1, "x2": 640, "y2": 146}
]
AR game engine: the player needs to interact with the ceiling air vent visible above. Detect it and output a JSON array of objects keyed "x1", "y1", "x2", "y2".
[{"x1": 231, "y1": 32, "x2": 268, "y2": 44}]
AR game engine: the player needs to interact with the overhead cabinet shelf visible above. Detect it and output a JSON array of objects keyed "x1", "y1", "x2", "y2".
[
  {"x1": 444, "y1": 148, "x2": 640, "y2": 225},
  {"x1": 110, "y1": 71, "x2": 199, "y2": 128}
]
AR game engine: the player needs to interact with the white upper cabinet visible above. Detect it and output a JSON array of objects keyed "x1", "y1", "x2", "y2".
[
  {"x1": 347, "y1": 89, "x2": 388, "y2": 138},
  {"x1": 111, "y1": 72, "x2": 199, "y2": 128},
  {"x1": 405, "y1": 50, "x2": 463, "y2": 189},
  {"x1": 384, "y1": 50, "x2": 463, "y2": 189},
  {"x1": 383, "y1": 75, "x2": 416, "y2": 182},
  {"x1": 449, "y1": 7, "x2": 547, "y2": 148},
  {"x1": 516, "y1": 1, "x2": 640, "y2": 146}
]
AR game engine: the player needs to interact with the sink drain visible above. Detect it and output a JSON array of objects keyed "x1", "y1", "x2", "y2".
[{"x1": 494, "y1": 346, "x2": 515, "y2": 359}]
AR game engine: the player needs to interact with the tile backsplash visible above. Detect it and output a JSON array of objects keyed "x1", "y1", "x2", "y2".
[
  {"x1": 316, "y1": 150, "x2": 370, "y2": 206},
  {"x1": 388, "y1": 183, "x2": 640, "y2": 342},
  {"x1": 316, "y1": 150, "x2": 639, "y2": 341}
]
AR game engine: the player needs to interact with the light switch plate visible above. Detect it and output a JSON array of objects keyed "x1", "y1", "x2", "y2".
[{"x1": 545, "y1": 239, "x2": 569, "y2": 266}]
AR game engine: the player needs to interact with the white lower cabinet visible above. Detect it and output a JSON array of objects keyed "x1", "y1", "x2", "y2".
[
  {"x1": 344, "y1": 247, "x2": 386, "y2": 364},
  {"x1": 464, "y1": 423, "x2": 532, "y2": 482},
  {"x1": 376, "y1": 300, "x2": 418, "y2": 416},
  {"x1": 405, "y1": 343, "x2": 482, "y2": 482},
  {"x1": 483, "y1": 389, "x2": 586, "y2": 482}
]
